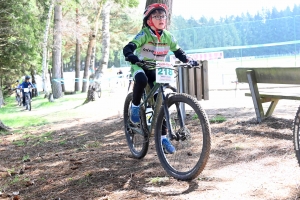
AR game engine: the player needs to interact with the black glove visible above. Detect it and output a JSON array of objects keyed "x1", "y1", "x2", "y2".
[
  {"x1": 188, "y1": 60, "x2": 199, "y2": 67},
  {"x1": 126, "y1": 54, "x2": 141, "y2": 64}
]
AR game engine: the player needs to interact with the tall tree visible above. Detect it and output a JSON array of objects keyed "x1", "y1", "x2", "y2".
[
  {"x1": 81, "y1": 2, "x2": 103, "y2": 93},
  {"x1": 94, "y1": 1, "x2": 112, "y2": 79},
  {"x1": 75, "y1": 7, "x2": 81, "y2": 92},
  {"x1": 42, "y1": 0, "x2": 55, "y2": 96},
  {"x1": 52, "y1": 0, "x2": 63, "y2": 98}
]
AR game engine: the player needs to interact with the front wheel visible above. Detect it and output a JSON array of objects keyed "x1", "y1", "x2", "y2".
[
  {"x1": 96, "y1": 87, "x2": 101, "y2": 98},
  {"x1": 123, "y1": 92, "x2": 149, "y2": 159},
  {"x1": 293, "y1": 106, "x2": 300, "y2": 165},
  {"x1": 155, "y1": 93, "x2": 211, "y2": 181},
  {"x1": 25, "y1": 94, "x2": 31, "y2": 111}
]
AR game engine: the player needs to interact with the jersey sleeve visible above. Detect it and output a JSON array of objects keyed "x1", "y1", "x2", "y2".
[
  {"x1": 169, "y1": 33, "x2": 180, "y2": 52},
  {"x1": 130, "y1": 29, "x2": 147, "y2": 49}
]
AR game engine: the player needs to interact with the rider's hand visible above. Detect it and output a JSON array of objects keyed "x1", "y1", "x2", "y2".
[
  {"x1": 188, "y1": 59, "x2": 199, "y2": 67},
  {"x1": 126, "y1": 54, "x2": 141, "y2": 64}
]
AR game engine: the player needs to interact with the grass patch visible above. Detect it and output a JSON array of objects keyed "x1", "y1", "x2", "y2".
[
  {"x1": 13, "y1": 129, "x2": 24, "y2": 134},
  {"x1": 192, "y1": 114, "x2": 198, "y2": 120},
  {"x1": 59, "y1": 140, "x2": 66, "y2": 145},
  {"x1": 12, "y1": 140, "x2": 25, "y2": 147},
  {"x1": 84, "y1": 141, "x2": 101, "y2": 148},
  {"x1": 23, "y1": 134, "x2": 36, "y2": 139},
  {"x1": 0, "y1": 130, "x2": 11, "y2": 136},
  {"x1": 22, "y1": 155, "x2": 30, "y2": 162},
  {"x1": 2, "y1": 117, "x2": 48, "y2": 128},
  {"x1": 146, "y1": 177, "x2": 169, "y2": 184},
  {"x1": 10, "y1": 175, "x2": 20, "y2": 184},
  {"x1": 39, "y1": 131, "x2": 53, "y2": 143},
  {"x1": 0, "y1": 93, "x2": 87, "y2": 128},
  {"x1": 210, "y1": 115, "x2": 227, "y2": 123}
]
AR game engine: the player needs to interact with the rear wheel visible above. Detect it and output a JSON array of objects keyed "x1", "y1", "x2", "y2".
[
  {"x1": 16, "y1": 96, "x2": 21, "y2": 106},
  {"x1": 123, "y1": 92, "x2": 149, "y2": 159},
  {"x1": 155, "y1": 93, "x2": 211, "y2": 181}
]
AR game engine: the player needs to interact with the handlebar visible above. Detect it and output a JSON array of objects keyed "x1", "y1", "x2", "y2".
[{"x1": 125, "y1": 57, "x2": 202, "y2": 71}]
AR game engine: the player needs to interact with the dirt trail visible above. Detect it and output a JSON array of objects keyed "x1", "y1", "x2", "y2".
[{"x1": 1, "y1": 88, "x2": 300, "y2": 200}]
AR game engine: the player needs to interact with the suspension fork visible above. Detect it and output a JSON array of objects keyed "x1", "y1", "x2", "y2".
[{"x1": 160, "y1": 86, "x2": 176, "y2": 140}]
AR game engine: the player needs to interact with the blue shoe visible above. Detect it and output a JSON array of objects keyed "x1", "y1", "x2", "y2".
[
  {"x1": 130, "y1": 105, "x2": 140, "y2": 123},
  {"x1": 162, "y1": 138, "x2": 176, "y2": 154}
]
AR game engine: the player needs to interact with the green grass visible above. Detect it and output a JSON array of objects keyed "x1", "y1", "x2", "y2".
[
  {"x1": 22, "y1": 154, "x2": 30, "y2": 161},
  {"x1": 0, "y1": 93, "x2": 87, "y2": 128},
  {"x1": 146, "y1": 177, "x2": 169, "y2": 184},
  {"x1": 59, "y1": 140, "x2": 66, "y2": 145},
  {"x1": 210, "y1": 115, "x2": 227, "y2": 123},
  {"x1": 12, "y1": 140, "x2": 25, "y2": 146}
]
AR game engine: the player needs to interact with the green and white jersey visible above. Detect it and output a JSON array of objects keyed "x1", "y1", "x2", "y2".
[{"x1": 130, "y1": 27, "x2": 180, "y2": 62}]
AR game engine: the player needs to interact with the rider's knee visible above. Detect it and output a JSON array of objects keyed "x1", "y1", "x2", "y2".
[{"x1": 134, "y1": 73, "x2": 147, "y2": 88}]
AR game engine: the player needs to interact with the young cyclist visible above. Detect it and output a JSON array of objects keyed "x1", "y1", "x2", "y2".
[{"x1": 123, "y1": 3, "x2": 198, "y2": 154}]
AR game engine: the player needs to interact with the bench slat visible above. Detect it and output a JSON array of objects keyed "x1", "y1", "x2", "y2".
[
  {"x1": 236, "y1": 67, "x2": 300, "y2": 84},
  {"x1": 245, "y1": 92, "x2": 300, "y2": 100}
]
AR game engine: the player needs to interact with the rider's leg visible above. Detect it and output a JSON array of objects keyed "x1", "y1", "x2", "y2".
[{"x1": 131, "y1": 67, "x2": 147, "y2": 123}]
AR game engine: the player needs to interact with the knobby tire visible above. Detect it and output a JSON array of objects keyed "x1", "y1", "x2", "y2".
[
  {"x1": 293, "y1": 106, "x2": 300, "y2": 165},
  {"x1": 123, "y1": 92, "x2": 149, "y2": 159},
  {"x1": 155, "y1": 93, "x2": 211, "y2": 181}
]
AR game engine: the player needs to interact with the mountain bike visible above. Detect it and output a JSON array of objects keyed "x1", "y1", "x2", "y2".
[{"x1": 123, "y1": 59, "x2": 211, "y2": 181}]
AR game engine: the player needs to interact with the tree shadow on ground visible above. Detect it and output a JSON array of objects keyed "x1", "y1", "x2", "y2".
[
  {"x1": 1, "y1": 112, "x2": 295, "y2": 199},
  {"x1": 0, "y1": 116, "x2": 203, "y2": 200}
]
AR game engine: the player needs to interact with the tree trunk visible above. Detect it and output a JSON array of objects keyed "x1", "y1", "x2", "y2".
[
  {"x1": 61, "y1": 60, "x2": 65, "y2": 92},
  {"x1": 42, "y1": 0, "x2": 54, "y2": 95},
  {"x1": 94, "y1": 1, "x2": 112, "y2": 80},
  {"x1": 0, "y1": 120, "x2": 11, "y2": 131},
  {"x1": 81, "y1": 36, "x2": 94, "y2": 93},
  {"x1": 75, "y1": 8, "x2": 80, "y2": 92},
  {"x1": 0, "y1": 88, "x2": 9, "y2": 131},
  {"x1": 52, "y1": 0, "x2": 63, "y2": 99},
  {"x1": 82, "y1": 4, "x2": 103, "y2": 93},
  {"x1": 0, "y1": 88, "x2": 4, "y2": 108},
  {"x1": 145, "y1": 0, "x2": 173, "y2": 30},
  {"x1": 30, "y1": 68, "x2": 37, "y2": 97}
]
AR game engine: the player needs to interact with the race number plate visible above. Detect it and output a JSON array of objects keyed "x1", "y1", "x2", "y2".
[
  {"x1": 156, "y1": 62, "x2": 175, "y2": 84},
  {"x1": 23, "y1": 88, "x2": 29, "y2": 92}
]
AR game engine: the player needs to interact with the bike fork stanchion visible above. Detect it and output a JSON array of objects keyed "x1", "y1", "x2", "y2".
[
  {"x1": 178, "y1": 67, "x2": 186, "y2": 120},
  {"x1": 160, "y1": 86, "x2": 175, "y2": 139}
]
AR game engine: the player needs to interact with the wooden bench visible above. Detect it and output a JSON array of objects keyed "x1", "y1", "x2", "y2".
[{"x1": 235, "y1": 67, "x2": 300, "y2": 122}]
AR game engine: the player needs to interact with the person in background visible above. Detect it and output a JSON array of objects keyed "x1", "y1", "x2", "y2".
[
  {"x1": 31, "y1": 77, "x2": 39, "y2": 96},
  {"x1": 21, "y1": 75, "x2": 34, "y2": 107},
  {"x1": 12, "y1": 80, "x2": 20, "y2": 100}
]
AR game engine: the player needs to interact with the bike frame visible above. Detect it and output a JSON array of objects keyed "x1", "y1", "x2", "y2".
[{"x1": 130, "y1": 81, "x2": 184, "y2": 140}]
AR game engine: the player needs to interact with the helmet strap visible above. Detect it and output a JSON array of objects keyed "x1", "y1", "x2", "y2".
[{"x1": 150, "y1": 18, "x2": 162, "y2": 42}]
